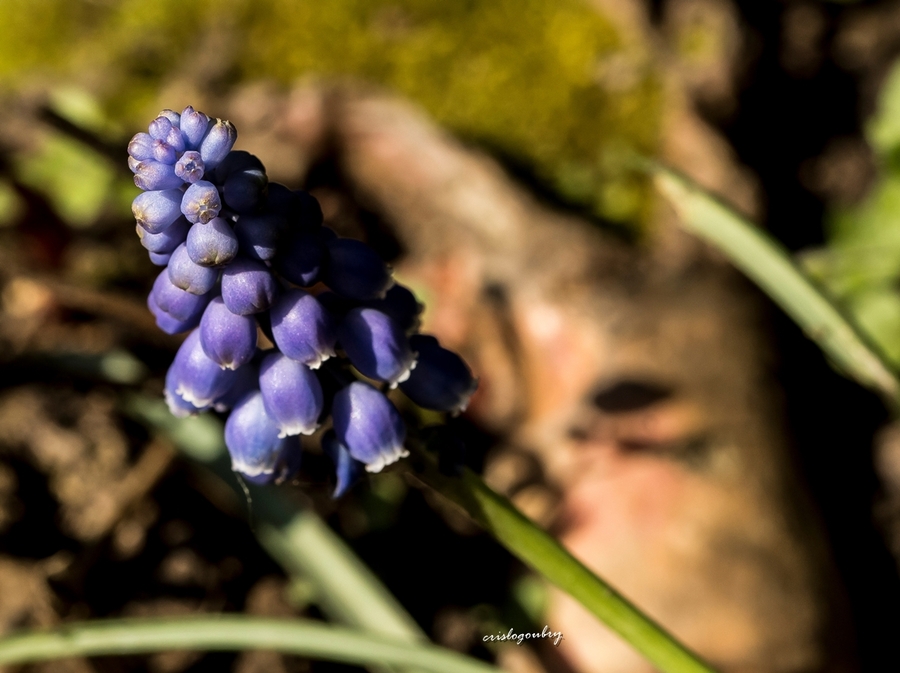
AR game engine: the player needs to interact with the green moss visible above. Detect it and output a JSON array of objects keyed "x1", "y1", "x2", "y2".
[{"x1": 0, "y1": 0, "x2": 664, "y2": 226}]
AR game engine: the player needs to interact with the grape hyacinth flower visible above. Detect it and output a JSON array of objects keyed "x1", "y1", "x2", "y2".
[{"x1": 129, "y1": 106, "x2": 477, "y2": 491}]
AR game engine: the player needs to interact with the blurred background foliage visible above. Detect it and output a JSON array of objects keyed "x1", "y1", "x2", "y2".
[
  {"x1": 805, "y1": 57, "x2": 900, "y2": 368},
  {"x1": 0, "y1": 0, "x2": 664, "y2": 229}
]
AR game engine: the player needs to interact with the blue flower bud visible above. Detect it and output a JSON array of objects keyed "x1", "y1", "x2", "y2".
[
  {"x1": 224, "y1": 389, "x2": 285, "y2": 481},
  {"x1": 180, "y1": 106, "x2": 211, "y2": 149},
  {"x1": 133, "y1": 160, "x2": 183, "y2": 191},
  {"x1": 174, "y1": 151, "x2": 205, "y2": 184},
  {"x1": 338, "y1": 308, "x2": 416, "y2": 387},
  {"x1": 198, "y1": 296, "x2": 258, "y2": 370},
  {"x1": 223, "y1": 168, "x2": 268, "y2": 214},
  {"x1": 321, "y1": 430, "x2": 365, "y2": 498},
  {"x1": 168, "y1": 243, "x2": 219, "y2": 295},
  {"x1": 149, "y1": 268, "x2": 212, "y2": 323},
  {"x1": 324, "y1": 238, "x2": 393, "y2": 301},
  {"x1": 133, "y1": 189, "x2": 185, "y2": 234},
  {"x1": 220, "y1": 257, "x2": 278, "y2": 315},
  {"x1": 270, "y1": 289, "x2": 336, "y2": 368},
  {"x1": 212, "y1": 150, "x2": 265, "y2": 183},
  {"x1": 267, "y1": 184, "x2": 323, "y2": 231},
  {"x1": 148, "y1": 116, "x2": 175, "y2": 140},
  {"x1": 399, "y1": 335, "x2": 477, "y2": 414},
  {"x1": 186, "y1": 217, "x2": 239, "y2": 267},
  {"x1": 363, "y1": 284, "x2": 423, "y2": 334},
  {"x1": 166, "y1": 329, "x2": 238, "y2": 408},
  {"x1": 151, "y1": 139, "x2": 178, "y2": 165},
  {"x1": 181, "y1": 180, "x2": 222, "y2": 224},
  {"x1": 273, "y1": 230, "x2": 324, "y2": 286},
  {"x1": 332, "y1": 381, "x2": 408, "y2": 473},
  {"x1": 137, "y1": 216, "x2": 190, "y2": 254},
  {"x1": 199, "y1": 119, "x2": 237, "y2": 170},
  {"x1": 128, "y1": 132, "x2": 155, "y2": 161},
  {"x1": 259, "y1": 352, "x2": 324, "y2": 437},
  {"x1": 234, "y1": 212, "x2": 287, "y2": 262},
  {"x1": 165, "y1": 363, "x2": 210, "y2": 417},
  {"x1": 149, "y1": 293, "x2": 198, "y2": 334},
  {"x1": 157, "y1": 109, "x2": 181, "y2": 127},
  {"x1": 148, "y1": 251, "x2": 172, "y2": 266}
]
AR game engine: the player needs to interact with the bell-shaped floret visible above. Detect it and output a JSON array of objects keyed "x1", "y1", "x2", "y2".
[
  {"x1": 324, "y1": 238, "x2": 393, "y2": 301},
  {"x1": 181, "y1": 180, "x2": 222, "y2": 224},
  {"x1": 224, "y1": 389, "x2": 285, "y2": 482},
  {"x1": 133, "y1": 189, "x2": 184, "y2": 234},
  {"x1": 199, "y1": 119, "x2": 237, "y2": 170},
  {"x1": 267, "y1": 184, "x2": 323, "y2": 231},
  {"x1": 128, "y1": 132, "x2": 155, "y2": 161},
  {"x1": 399, "y1": 335, "x2": 477, "y2": 414},
  {"x1": 151, "y1": 139, "x2": 177, "y2": 165},
  {"x1": 363, "y1": 284, "x2": 423, "y2": 334},
  {"x1": 136, "y1": 216, "x2": 190, "y2": 254},
  {"x1": 133, "y1": 160, "x2": 183, "y2": 191},
  {"x1": 220, "y1": 257, "x2": 278, "y2": 315},
  {"x1": 234, "y1": 212, "x2": 287, "y2": 262},
  {"x1": 148, "y1": 270, "x2": 211, "y2": 333},
  {"x1": 175, "y1": 151, "x2": 205, "y2": 184},
  {"x1": 259, "y1": 352, "x2": 324, "y2": 437},
  {"x1": 273, "y1": 230, "x2": 324, "y2": 286},
  {"x1": 165, "y1": 329, "x2": 238, "y2": 408},
  {"x1": 198, "y1": 296, "x2": 258, "y2": 370},
  {"x1": 186, "y1": 217, "x2": 239, "y2": 267},
  {"x1": 180, "y1": 106, "x2": 211, "y2": 150},
  {"x1": 269, "y1": 289, "x2": 336, "y2": 368},
  {"x1": 332, "y1": 381, "x2": 407, "y2": 473},
  {"x1": 321, "y1": 430, "x2": 365, "y2": 498},
  {"x1": 338, "y1": 308, "x2": 416, "y2": 387},
  {"x1": 223, "y1": 168, "x2": 267, "y2": 214},
  {"x1": 168, "y1": 244, "x2": 219, "y2": 295}
]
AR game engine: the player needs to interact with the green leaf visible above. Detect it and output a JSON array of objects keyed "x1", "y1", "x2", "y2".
[{"x1": 0, "y1": 616, "x2": 496, "y2": 673}]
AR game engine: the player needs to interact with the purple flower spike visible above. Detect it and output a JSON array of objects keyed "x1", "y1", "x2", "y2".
[
  {"x1": 322, "y1": 430, "x2": 365, "y2": 498},
  {"x1": 128, "y1": 132, "x2": 155, "y2": 161},
  {"x1": 399, "y1": 335, "x2": 478, "y2": 414},
  {"x1": 364, "y1": 284, "x2": 423, "y2": 334},
  {"x1": 181, "y1": 180, "x2": 222, "y2": 224},
  {"x1": 338, "y1": 308, "x2": 416, "y2": 387},
  {"x1": 332, "y1": 381, "x2": 407, "y2": 473},
  {"x1": 137, "y1": 216, "x2": 190, "y2": 254},
  {"x1": 133, "y1": 189, "x2": 184, "y2": 234},
  {"x1": 223, "y1": 168, "x2": 268, "y2": 214},
  {"x1": 133, "y1": 160, "x2": 183, "y2": 191},
  {"x1": 168, "y1": 243, "x2": 219, "y2": 295},
  {"x1": 180, "y1": 106, "x2": 211, "y2": 149},
  {"x1": 273, "y1": 230, "x2": 324, "y2": 286},
  {"x1": 324, "y1": 238, "x2": 393, "y2": 301},
  {"x1": 220, "y1": 257, "x2": 278, "y2": 315},
  {"x1": 166, "y1": 329, "x2": 238, "y2": 408},
  {"x1": 270, "y1": 289, "x2": 336, "y2": 368},
  {"x1": 233, "y1": 212, "x2": 287, "y2": 262},
  {"x1": 259, "y1": 352, "x2": 324, "y2": 437},
  {"x1": 224, "y1": 389, "x2": 284, "y2": 481},
  {"x1": 199, "y1": 296, "x2": 258, "y2": 370},
  {"x1": 199, "y1": 119, "x2": 237, "y2": 170},
  {"x1": 186, "y1": 217, "x2": 239, "y2": 267},
  {"x1": 175, "y1": 151, "x2": 205, "y2": 184}
]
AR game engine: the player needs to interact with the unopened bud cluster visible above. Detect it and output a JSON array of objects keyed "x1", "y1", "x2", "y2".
[{"x1": 130, "y1": 107, "x2": 477, "y2": 492}]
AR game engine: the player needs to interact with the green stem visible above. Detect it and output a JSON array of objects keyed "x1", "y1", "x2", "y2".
[
  {"x1": 652, "y1": 166, "x2": 900, "y2": 411},
  {"x1": 0, "y1": 616, "x2": 495, "y2": 673},
  {"x1": 407, "y1": 448, "x2": 719, "y2": 673}
]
